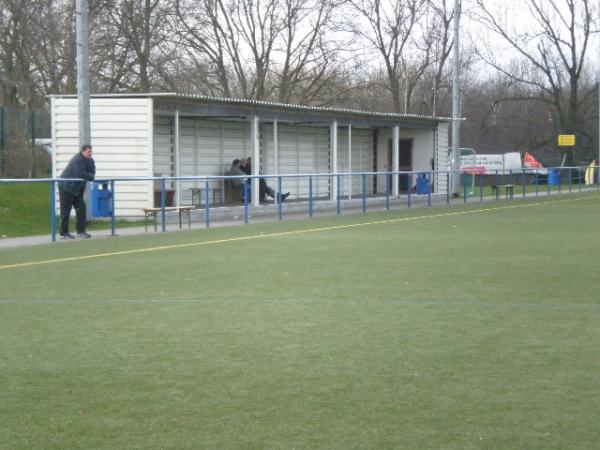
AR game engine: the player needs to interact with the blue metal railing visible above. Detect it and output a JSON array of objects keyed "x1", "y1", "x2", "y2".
[{"x1": 1, "y1": 165, "x2": 598, "y2": 242}]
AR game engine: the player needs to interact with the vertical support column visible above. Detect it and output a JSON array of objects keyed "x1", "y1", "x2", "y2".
[
  {"x1": 330, "y1": 120, "x2": 338, "y2": 201},
  {"x1": 174, "y1": 110, "x2": 180, "y2": 206},
  {"x1": 348, "y1": 124, "x2": 352, "y2": 199},
  {"x1": 76, "y1": 0, "x2": 93, "y2": 221},
  {"x1": 251, "y1": 115, "x2": 260, "y2": 207},
  {"x1": 393, "y1": 125, "x2": 400, "y2": 198}
]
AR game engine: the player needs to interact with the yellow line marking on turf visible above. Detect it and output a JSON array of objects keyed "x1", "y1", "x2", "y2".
[{"x1": 1, "y1": 194, "x2": 598, "y2": 271}]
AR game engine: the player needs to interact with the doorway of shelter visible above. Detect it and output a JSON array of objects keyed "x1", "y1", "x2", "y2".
[{"x1": 387, "y1": 138, "x2": 413, "y2": 193}]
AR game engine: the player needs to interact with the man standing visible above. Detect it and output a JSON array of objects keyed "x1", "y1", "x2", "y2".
[{"x1": 58, "y1": 144, "x2": 96, "y2": 239}]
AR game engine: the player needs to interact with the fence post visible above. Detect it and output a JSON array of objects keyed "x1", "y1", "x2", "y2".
[
  {"x1": 336, "y1": 174, "x2": 341, "y2": 215},
  {"x1": 161, "y1": 178, "x2": 166, "y2": 232},
  {"x1": 309, "y1": 176, "x2": 313, "y2": 218},
  {"x1": 427, "y1": 172, "x2": 432, "y2": 207},
  {"x1": 479, "y1": 174, "x2": 483, "y2": 201},
  {"x1": 51, "y1": 180, "x2": 57, "y2": 242},
  {"x1": 407, "y1": 173, "x2": 412, "y2": 208},
  {"x1": 110, "y1": 179, "x2": 116, "y2": 236},
  {"x1": 244, "y1": 182, "x2": 249, "y2": 224},
  {"x1": 446, "y1": 172, "x2": 450, "y2": 204},
  {"x1": 385, "y1": 172, "x2": 390, "y2": 210},
  {"x1": 278, "y1": 176, "x2": 283, "y2": 221},
  {"x1": 522, "y1": 169, "x2": 526, "y2": 198},
  {"x1": 205, "y1": 179, "x2": 210, "y2": 227},
  {"x1": 362, "y1": 173, "x2": 367, "y2": 212},
  {"x1": 495, "y1": 170, "x2": 499, "y2": 200}
]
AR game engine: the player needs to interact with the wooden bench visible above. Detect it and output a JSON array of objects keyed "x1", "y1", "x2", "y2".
[
  {"x1": 190, "y1": 187, "x2": 223, "y2": 207},
  {"x1": 491, "y1": 184, "x2": 515, "y2": 198},
  {"x1": 143, "y1": 206, "x2": 193, "y2": 231}
]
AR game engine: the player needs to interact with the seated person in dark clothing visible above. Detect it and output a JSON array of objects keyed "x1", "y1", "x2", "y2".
[{"x1": 244, "y1": 157, "x2": 290, "y2": 203}]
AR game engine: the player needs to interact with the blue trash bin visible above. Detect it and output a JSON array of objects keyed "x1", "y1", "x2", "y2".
[
  {"x1": 92, "y1": 182, "x2": 113, "y2": 217},
  {"x1": 548, "y1": 169, "x2": 562, "y2": 185},
  {"x1": 416, "y1": 173, "x2": 431, "y2": 194}
]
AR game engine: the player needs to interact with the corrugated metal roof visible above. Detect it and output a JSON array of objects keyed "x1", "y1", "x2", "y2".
[{"x1": 49, "y1": 92, "x2": 453, "y2": 123}]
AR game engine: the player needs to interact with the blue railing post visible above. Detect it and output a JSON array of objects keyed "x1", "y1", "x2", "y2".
[
  {"x1": 161, "y1": 178, "x2": 166, "y2": 232},
  {"x1": 578, "y1": 167, "x2": 582, "y2": 192},
  {"x1": 243, "y1": 182, "x2": 249, "y2": 224},
  {"x1": 479, "y1": 174, "x2": 483, "y2": 201},
  {"x1": 463, "y1": 172, "x2": 467, "y2": 203},
  {"x1": 309, "y1": 176, "x2": 314, "y2": 218},
  {"x1": 446, "y1": 172, "x2": 450, "y2": 204},
  {"x1": 522, "y1": 169, "x2": 526, "y2": 198},
  {"x1": 427, "y1": 172, "x2": 432, "y2": 207},
  {"x1": 362, "y1": 174, "x2": 367, "y2": 212},
  {"x1": 547, "y1": 171, "x2": 551, "y2": 196},
  {"x1": 51, "y1": 180, "x2": 57, "y2": 242},
  {"x1": 535, "y1": 170, "x2": 539, "y2": 197},
  {"x1": 110, "y1": 179, "x2": 116, "y2": 236},
  {"x1": 568, "y1": 168, "x2": 572, "y2": 192},
  {"x1": 407, "y1": 173, "x2": 412, "y2": 208},
  {"x1": 385, "y1": 172, "x2": 390, "y2": 211},
  {"x1": 495, "y1": 170, "x2": 500, "y2": 200},
  {"x1": 558, "y1": 169, "x2": 562, "y2": 194},
  {"x1": 205, "y1": 179, "x2": 210, "y2": 227},
  {"x1": 336, "y1": 174, "x2": 341, "y2": 215},
  {"x1": 278, "y1": 176, "x2": 283, "y2": 221}
]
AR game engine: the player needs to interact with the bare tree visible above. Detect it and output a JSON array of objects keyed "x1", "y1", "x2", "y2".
[
  {"x1": 0, "y1": 0, "x2": 41, "y2": 107},
  {"x1": 345, "y1": 0, "x2": 428, "y2": 113},
  {"x1": 94, "y1": 0, "x2": 172, "y2": 92},
  {"x1": 275, "y1": 0, "x2": 342, "y2": 104},
  {"x1": 472, "y1": 0, "x2": 593, "y2": 164}
]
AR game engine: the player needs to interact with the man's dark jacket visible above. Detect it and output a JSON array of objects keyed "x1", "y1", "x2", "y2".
[{"x1": 59, "y1": 153, "x2": 96, "y2": 195}]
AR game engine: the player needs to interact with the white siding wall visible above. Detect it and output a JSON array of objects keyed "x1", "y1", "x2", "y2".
[
  {"x1": 434, "y1": 122, "x2": 449, "y2": 194},
  {"x1": 154, "y1": 117, "x2": 251, "y2": 205},
  {"x1": 337, "y1": 127, "x2": 374, "y2": 197},
  {"x1": 375, "y1": 127, "x2": 438, "y2": 193},
  {"x1": 53, "y1": 97, "x2": 153, "y2": 216},
  {"x1": 262, "y1": 124, "x2": 330, "y2": 198}
]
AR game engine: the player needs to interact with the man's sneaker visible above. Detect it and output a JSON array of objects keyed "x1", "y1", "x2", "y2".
[
  {"x1": 282, "y1": 192, "x2": 290, "y2": 201},
  {"x1": 60, "y1": 233, "x2": 75, "y2": 240},
  {"x1": 76, "y1": 232, "x2": 91, "y2": 239}
]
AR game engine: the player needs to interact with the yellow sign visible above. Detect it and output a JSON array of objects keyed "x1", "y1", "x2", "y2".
[{"x1": 558, "y1": 135, "x2": 576, "y2": 146}]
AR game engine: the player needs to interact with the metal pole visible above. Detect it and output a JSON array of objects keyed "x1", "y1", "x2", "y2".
[
  {"x1": 451, "y1": 0, "x2": 462, "y2": 196},
  {"x1": 76, "y1": 0, "x2": 92, "y2": 221}
]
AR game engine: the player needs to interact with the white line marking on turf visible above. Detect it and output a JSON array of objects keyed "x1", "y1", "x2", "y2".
[
  {"x1": 0, "y1": 298, "x2": 599, "y2": 310},
  {"x1": 1, "y1": 194, "x2": 598, "y2": 271}
]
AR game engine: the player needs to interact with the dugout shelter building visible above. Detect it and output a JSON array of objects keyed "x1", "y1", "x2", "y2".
[{"x1": 50, "y1": 93, "x2": 450, "y2": 217}]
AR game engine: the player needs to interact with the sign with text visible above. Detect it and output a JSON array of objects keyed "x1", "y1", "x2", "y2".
[
  {"x1": 460, "y1": 152, "x2": 523, "y2": 175},
  {"x1": 558, "y1": 135, "x2": 576, "y2": 147}
]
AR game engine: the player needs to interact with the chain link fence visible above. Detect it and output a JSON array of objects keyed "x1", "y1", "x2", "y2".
[{"x1": 0, "y1": 106, "x2": 51, "y2": 178}]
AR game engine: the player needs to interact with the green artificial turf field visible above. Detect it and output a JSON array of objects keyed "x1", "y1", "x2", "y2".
[{"x1": 1, "y1": 193, "x2": 599, "y2": 449}]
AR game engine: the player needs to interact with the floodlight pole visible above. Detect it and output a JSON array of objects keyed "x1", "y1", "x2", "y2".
[
  {"x1": 451, "y1": 0, "x2": 462, "y2": 196},
  {"x1": 76, "y1": 0, "x2": 92, "y2": 219}
]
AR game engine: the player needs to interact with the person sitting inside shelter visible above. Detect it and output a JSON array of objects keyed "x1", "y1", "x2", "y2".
[
  {"x1": 227, "y1": 158, "x2": 249, "y2": 202},
  {"x1": 242, "y1": 157, "x2": 290, "y2": 203}
]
